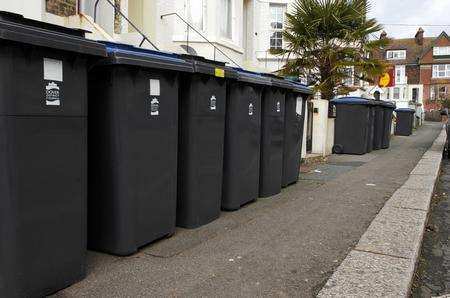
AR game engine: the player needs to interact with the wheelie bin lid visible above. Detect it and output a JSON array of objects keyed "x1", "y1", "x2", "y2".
[
  {"x1": 180, "y1": 54, "x2": 238, "y2": 78},
  {"x1": 395, "y1": 108, "x2": 416, "y2": 113},
  {"x1": 331, "y1": 97, "x2": 372, "y2": 105},
  {"x1": 99, "y1": 41, "x2": 193, "y2": 72},
  {"x1": 0, "y1": 11, "x2": 106, "y2": 57},
  {"x1": 232, "y1": 68, "x2": 272, "y2": 86},
  {"x1": 287, "y1": 80, "x2": 313, "y2": 95},
  {"x1": 260, "y1": 73, "x2": 292, "y2": 89},
  {"x1": 382, "y1": 101, "x2": 396, "y2": 109}
]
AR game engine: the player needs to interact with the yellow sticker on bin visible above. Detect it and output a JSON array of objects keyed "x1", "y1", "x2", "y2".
[{"x1": 215, "y1": 68, "x2": 225, "y2": 78}]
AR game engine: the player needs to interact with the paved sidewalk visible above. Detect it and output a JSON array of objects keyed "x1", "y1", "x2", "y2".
[{"x1": 54, "y1": 122, "x2": 442, "y2": 298}]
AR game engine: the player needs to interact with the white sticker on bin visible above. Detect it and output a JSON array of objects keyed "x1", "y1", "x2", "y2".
[
  {"x1": 43, "y1": 58, "x2": 63, "y2": 82},
  {"x1": 150, "y1": 79, "x2": 160, "y2": 96}
]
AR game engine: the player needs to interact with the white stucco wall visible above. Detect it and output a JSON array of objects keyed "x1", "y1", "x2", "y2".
[{"x1": 311, "y1": 99, "x2": 330, "y2": 156}]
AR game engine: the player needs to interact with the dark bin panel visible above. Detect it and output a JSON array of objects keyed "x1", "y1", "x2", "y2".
[
  {"x1": 332, "y1": 97, "x2": 372, "y2": 155},
  {"x1": 372, "y1": 101, "x2": 385, "y2": 150},
  {"x1": 382, "y1": 101, "x2": 396, "y2": 148},
  {"x1": 282, "y1": 81, "x2": 311, "y2": 187},
  {"x1": 88, "y1": 43, "x2": 192, "y2": 255},
  {"x1": 222, "y1": 69, "x2": 269, "y2": 211},
  {"x1": 259, "y1": 75, "x2": 290, "y2": 197},
  {"x1": 0, "y1": 14, "x2": 105, "y2": 298},
  {"x1": 366, "y1": 103, "x2": 375, "y2": 153},
  {"x1": 178, "y1": 56, "x2": 236, "y2": 228},
  {"x1": 395, "y1": 108, "x2": 415, "y2": 136}
]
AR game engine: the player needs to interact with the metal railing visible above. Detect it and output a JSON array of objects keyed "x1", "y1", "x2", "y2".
[
  {"x1": 93, "y1": 0, "x2": 159, "y2": 50},
  {"x1": 160, "y1": 12, "x2": 241, "y2": 68}
]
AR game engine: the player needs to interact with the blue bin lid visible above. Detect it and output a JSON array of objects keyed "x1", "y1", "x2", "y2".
[
  {"x1": 99, "y1": 41, "x2": 193, "y2": 72},
  {"x1": 395, "y1": 108, "x2": 416, "y2": 113},
  {"x1": 382, "y1": 101, "x2": 396, "y2": 109},
  {"x1": 287, "y1": 80, "x2": 313, "y2": 95},
  {"x1": 331, "y1": 97, "x2": 372, "y2": 105},
  {"x1": 180, "y1": 54, "x2": 237, "y2": 78},
  {"x1": 260, "y1": 73, "x2": 292, "y2": 89},
  {"x1": 231, "y1": 68, "x2": 271, "y2": 86}
]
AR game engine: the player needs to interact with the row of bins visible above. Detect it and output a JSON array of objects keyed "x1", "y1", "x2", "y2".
[
  {"x1": 332, "y1": 97, "x2": 396, "y2": 155},
  {"x1": 0, "y1": 12, "x2": 312, "y2": 297}
]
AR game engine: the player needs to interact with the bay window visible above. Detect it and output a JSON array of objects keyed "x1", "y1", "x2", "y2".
[
  {"x1": 432, "y1": 64, "x2": 450, "y2": 78},
  {"x1": 393, "y1": 87, "x2": 400, "y2": 100},
  {"x1": 395, "y1": 65, "x2": 406, "y2": 84}
]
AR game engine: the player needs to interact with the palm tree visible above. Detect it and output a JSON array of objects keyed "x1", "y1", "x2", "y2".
[{"x1": 277, "y1": 0, "x2": 389, "y2": 101}]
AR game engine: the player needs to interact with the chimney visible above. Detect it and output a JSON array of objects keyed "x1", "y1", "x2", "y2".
[
  {"x1": 380, "y1": 31, "x2": 387, "y2": 40},
  {"x1": 415, "y1": 27, "x2": 424, "y2": 45}
]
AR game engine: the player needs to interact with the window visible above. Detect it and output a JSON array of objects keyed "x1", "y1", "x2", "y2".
[
  {"x1": 219, "y1": 0, "x2": 232, "y2": 39},
  {"x1": 412, "y1": 88, "x2": 419, "y2": 102},
  {"x1": 432, "y1": 64, "x2": 450, "y2": 78},
  {"x1": 430, "y1": 85, "x2": 448, "y2": 100},
  {"x1": 393, "y1": 87, "x2": 400, "y2": 100},
  {"x1": 395, "y1": 65, "x2": 406, "y2": 84},
  {"x1": 187, "y1": 0, "x2": 207, "y2": 31},
  {"x1": 270, "y1": 4, "x2": 286, "y2": 50},
  {"x1": 386, "y1": 88, "x2": 390, "y2": 100},
  {"x1": 433, "y1": 46, "x2": 450, "y2": 56},
  {"x1": 386, "y1": 50, "x2": 406, "y2": 60},
  {"x1": 343, "y1": 67, "x2": 354, "y2": 86}
]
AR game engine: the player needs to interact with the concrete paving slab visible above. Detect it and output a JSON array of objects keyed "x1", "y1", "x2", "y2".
[
  {"x1": 410, "y1": 162, "x2": 441, "y2": 176},
  {"x1": 402, "y1": 174, "x2": 437, "y2": 193},
  {"x1": 317, "y1": 250, "x2": 412, "y2": 298},
  {"x1": 356, "y1": 206, "x2": 427, "y2": 259},
  {"x1": 385, "y1": 187, "x2": 433, "y2": 211}
]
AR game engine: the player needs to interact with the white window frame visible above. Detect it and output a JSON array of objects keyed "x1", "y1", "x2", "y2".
[
  {"x1": 432, "y1": 64, "x2": 450, "y2": 78},
  {"x1": 433, "y1": 46, "x2": 450, "y2": 56},
  {"x1": 343, "y1": 66, "x2": 354, "y2": 86},
  {"x1": 269, "y1": 3, "x2": 286, "y2": 50},
  {"x1": 395, "y1": 65, "x2": 406, "y2": 84},
  {"x1": 393, "y1": 87, "x2": 400, "y2": 100},
  {"x1": 219, "y1": 0, "x2": 232, "y2": 39},
  {"x1": 386, "y1": 50, "x2": 406, "y2": 60},
  {"x1": 186, "y1": 0, "x2": 207, "y2": 32}
]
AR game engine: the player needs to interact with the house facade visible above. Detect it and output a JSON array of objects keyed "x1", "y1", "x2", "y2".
[{"x1": 0, "y1": 0, "x2": 297, "y2": 73}]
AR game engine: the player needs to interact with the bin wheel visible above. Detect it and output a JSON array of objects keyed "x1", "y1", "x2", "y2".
[{"x1": 333, "y1": 144, "x2": 344, "y2": 154}]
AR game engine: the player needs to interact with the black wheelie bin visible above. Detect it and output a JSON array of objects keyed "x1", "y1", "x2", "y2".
[
  {"x1": 366, "y1": 101, "x2": 375, "y2": 153},
  {"x1": 395, "y1": 108, "x2": 415, "y2": 136},
  {"x1": 259, "y1": 74, "x2": 291, "y2": 197},
  {"x1": 222, "y1": 69, "x2": 269, "y2": 211},
  {"x1": 88, "y1": 42, "x2": 192, "y2": 255},
  {"x1": 331, "y1": 97, "x2": 372, "y2": 155},
  {"x1": 282, "y1": 81, "x2": 311, "y2": 187},
  {"x1": 372, "y1": 100, "x2": 385, "y2": 150},
  {"x1": 0, "y1": 12, "x2": 106, "y2": 298},
  {"x1": 381, "y1": 101, "x2": 396, "y2": 148},
  {"x1": 177, "y1": 55, "x2": 237, "y2": 228}
]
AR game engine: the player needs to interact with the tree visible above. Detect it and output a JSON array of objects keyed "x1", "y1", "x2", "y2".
[{"x1": 276, "y1": 0, "x2": 389, "y2": 101}]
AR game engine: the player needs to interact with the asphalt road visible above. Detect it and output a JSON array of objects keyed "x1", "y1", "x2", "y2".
[{"x1": 54, "y1": 122, "x2": 442, "y2": 298}]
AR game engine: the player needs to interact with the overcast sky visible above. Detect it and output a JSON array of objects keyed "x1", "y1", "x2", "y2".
[{"x1": 368, "y1": 0, "x2": 450, "y2": 39}]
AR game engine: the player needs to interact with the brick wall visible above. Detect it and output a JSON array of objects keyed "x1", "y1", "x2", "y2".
[
  {"x1": 46, "y1": 0, "x2": 77, "y2": 17},
  {"x1": 406, "y1": 65, "x2": 420, "y2": 84}
]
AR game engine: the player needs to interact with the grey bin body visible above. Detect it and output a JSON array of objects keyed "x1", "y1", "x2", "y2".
[
  {"x1": 381, "y1": 102, "x2": 396, "y2": 148},
  {"x1": 259, "y1": 75, "x2": 290, "y2": 197},
  {"x1": 0, "y1": 11, "x2": 106, "y2": 298},
  {"x1": 87, "y1": 43, "x2": 192, "y2": 255},
  {"x1": 332, "y1": 97, "x2": 373, "y2": 155},
  {"x1": 282, "y1": 82, "x2": 310, "y2": 187},
  {"x1": 177, "y1": 55, "x2": 237, "y2": 228},
  {"x1": 395, "y1": 108, "x2": 416, "y2": 136},
  {"x1": 222, "y1": 70, "x2": 268, "y2": 211}
]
